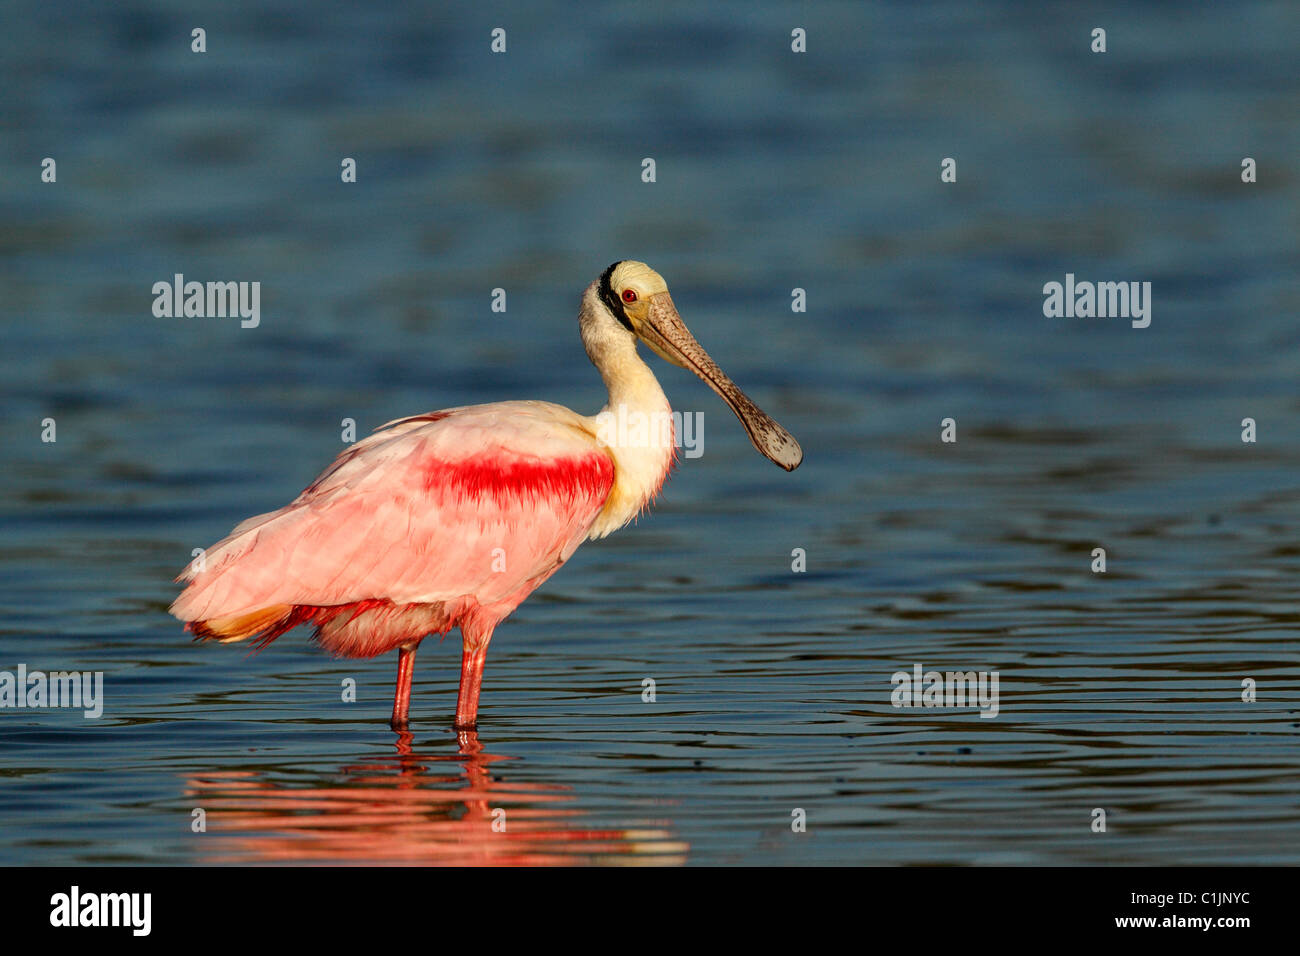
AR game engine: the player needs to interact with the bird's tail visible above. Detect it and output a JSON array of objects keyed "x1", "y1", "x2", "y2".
[
  {"x1": 171, "y1": 502, "x2": 309, "y2": 646},
  {"x1": 186, "y1": 605, "x2": 297, "y2": 645}
]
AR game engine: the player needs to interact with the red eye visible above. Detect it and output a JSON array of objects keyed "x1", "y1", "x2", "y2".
[{"x1": 622, "y1": 289, "x2": 637, "y2": 303}]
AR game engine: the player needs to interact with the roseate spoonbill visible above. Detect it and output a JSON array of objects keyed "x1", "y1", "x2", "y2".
[{"x1": 171, "y1": 261, "x2": 801, "y2": 730}]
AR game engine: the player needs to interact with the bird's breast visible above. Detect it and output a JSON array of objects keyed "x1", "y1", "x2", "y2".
[{"x1": 586, "y1": 400, "x2": 678, "y2": 539}]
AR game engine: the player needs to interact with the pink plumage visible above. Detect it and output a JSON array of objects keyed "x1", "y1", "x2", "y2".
[
  {"x1": 171, "y1": 261, "x2": 801, "y2": 729},
  {"x1": 173, "y1": 403, "x2": 616, "y2": 663}
]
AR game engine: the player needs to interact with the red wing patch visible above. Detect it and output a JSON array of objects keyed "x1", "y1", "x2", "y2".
[{"x1": 424, "y1": 452, "x2": 615, "y2": 506}]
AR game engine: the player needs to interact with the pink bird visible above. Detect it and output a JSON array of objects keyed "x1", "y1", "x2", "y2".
[{"x1": 171, "y1": 261, "x2": 802, "y2": 730}]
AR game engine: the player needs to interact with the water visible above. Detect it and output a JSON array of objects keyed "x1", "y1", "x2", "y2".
[{"x1": 2, "y1": 1, "x2": 1299, "y2": 865}]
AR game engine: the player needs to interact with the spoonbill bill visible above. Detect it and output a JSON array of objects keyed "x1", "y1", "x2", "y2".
[{"x1": 171, "y1": 261, "x2": 801, "y2": 729}]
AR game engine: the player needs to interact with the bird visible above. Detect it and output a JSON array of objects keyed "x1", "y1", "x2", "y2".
[{"x1": 171, "y1": 260, "x2": 802, "y2": 730}]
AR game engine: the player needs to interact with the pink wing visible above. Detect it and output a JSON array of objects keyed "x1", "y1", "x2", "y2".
[{"x1": 171, "y1": 401, "x2": 615, "y2": 626}]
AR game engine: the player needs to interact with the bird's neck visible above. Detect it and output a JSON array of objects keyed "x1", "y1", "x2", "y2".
[
  {"x1": 600, "y1": 344, "x2": 668, "y2": 414},
  {"x1": 586, "y1": 347, "x2": 677, "y2": 539}
]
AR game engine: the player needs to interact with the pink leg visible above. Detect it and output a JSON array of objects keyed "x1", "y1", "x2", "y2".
[
  {"x1": 390, "y1": 643, "x2": 418, "y2": 730},
  {"x1": 455, "y1": 641, "x2": 489, "y2": 730}
]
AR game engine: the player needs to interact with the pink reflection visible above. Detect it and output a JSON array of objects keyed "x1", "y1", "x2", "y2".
[{"x1": 184, "y1": 731, "x2": 686, "y2": 866}]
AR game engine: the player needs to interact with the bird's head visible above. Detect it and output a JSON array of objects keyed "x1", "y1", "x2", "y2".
[{"x1": 583, "y1": 259, "x2": 803, "y2": 471}]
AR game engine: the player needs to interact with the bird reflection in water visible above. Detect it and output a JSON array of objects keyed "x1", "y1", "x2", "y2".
[{"x1": 184, "y1": 731, "x2": 686, "y2": 865}]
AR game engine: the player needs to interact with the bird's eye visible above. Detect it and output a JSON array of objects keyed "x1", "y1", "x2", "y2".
[{"x1": 622, "y1": 289, "x2": 638, "y2": 303}]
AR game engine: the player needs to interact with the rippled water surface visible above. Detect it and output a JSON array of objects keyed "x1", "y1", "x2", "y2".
[{"x1": 2, "y1": 1, "x2": 1299, "y2": 865}]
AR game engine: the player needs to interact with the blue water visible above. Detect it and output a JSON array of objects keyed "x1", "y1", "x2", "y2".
[{"x1": 2, "y1": 1, "x2": 1299, "y2": 864}]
